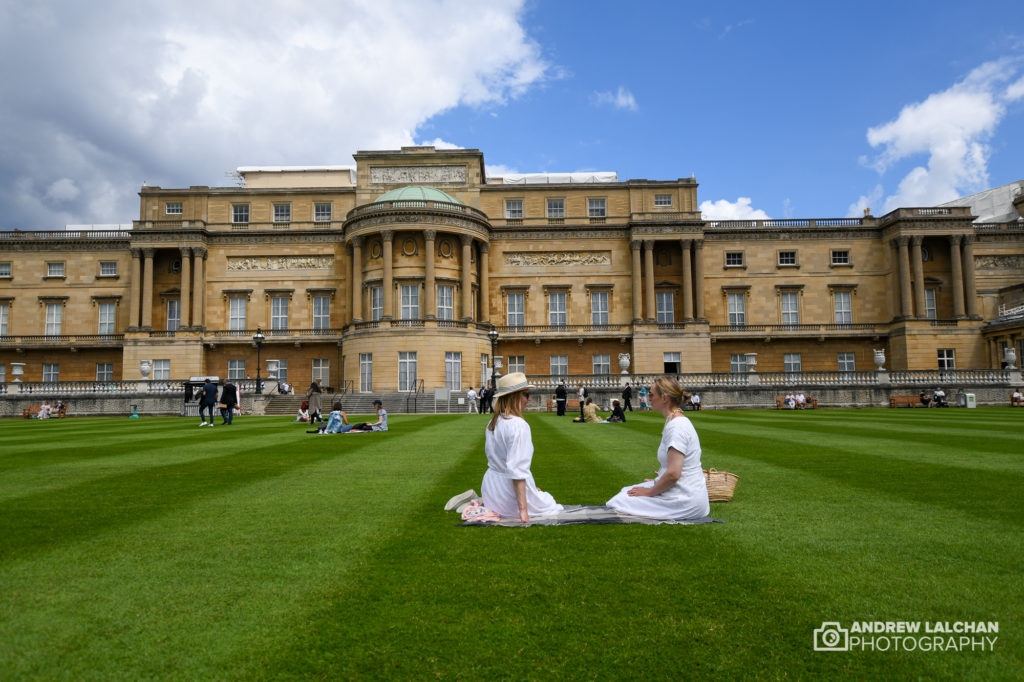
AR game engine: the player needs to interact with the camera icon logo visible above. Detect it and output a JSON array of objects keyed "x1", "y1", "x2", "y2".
[{"x1": 814, "y1": 622, "x2": 850, "y2": 651}]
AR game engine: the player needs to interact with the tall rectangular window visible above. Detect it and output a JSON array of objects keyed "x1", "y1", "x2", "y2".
[
  {"x1": 96, "y1": 363, "x2": 113, "y2": 381},
  {"x1": 166, "y1": 299, "x2": 180, "y2": 331},
  {"x1": 834, "y1": 291, "x2": 852, "y2": 324},
  {"x1": 550, "y1": 355, "x2": 568, "y2": 377},
  {"x1": 548, "y1": 291, "x2": 567, "y2": 326},
  {"x1": 153, "y1": 359, "x2": 170, "y2": 380},
  {"x1": 0, "y1": 303, "x2": 8, "y2": 335},
  {"x1": 925, "y1": 288, "x2": 937, "y2": 320},
  {"x1": 312, "y1": 358, "x2": 330, "y2": 384},
  {"x1": 593, "y1": 354, "x2": 610, "y2": 374},
  {"x1": 99, "y1": 302, "x2": 117, "y2": 334},
  {"x1": 591, "y1": 291, "x2": 609, "y2": 325},
  {"x1": 370, "y1": 286, "x2": 383, "y2": 321},
  {"x1": 165, "y1": 202, "x2": 183, "y2": 215},
  {"x1": 269, "y1": 359, "x2": 288, "y2": 382},
  {"x1": 232, "y1": 204, "x2": 249, "y2": 223},
  {"x1": 359, "y1": 353, "x2": 373, "y2": 392},
  {"x1": 438, "y1": 285, "x2": 454, "y2": 320},
  {"x1": 504, "y1": 200, "x2": 523, "y2": 219},
  {"x1": 547, "y1": 198, "x2": 565, "y2": 218},
  {"x1": 229, "y1": 297, "x2": 247, "y2": 330},
  {"x1": 781, "y1": 292, "x2": 799, "y2": 325},
  {"x1": 588, "y1": 198, "x2": 606, "y2": 217},
  {"x1": 507, "y1": 355, "x2": 525, "y2": 374},
  {"x1": 727, "y1": 293, "x2": 745, "y2": 326},
  {"x1": 730, "y1": 354, "x2": 749, "y2": 373},
  {"x1": 45, "y1": 303, "x2": 62, "y2": 335},
  {"x1": 784, "y1": 353, "x2": 802, "y2": 373},
  {"x1": 228, "y1": 359, "x2": 245, "y2": 380},
  {"x1": 656, "y1": 292, "x2": 674, "y2": 323},
  {"x1": 445, "y1": 352, "x2": 462, "y2": 390},
  {"x1": 400, "y1": 284, "x2": 420, "y2": 319},
  {"x1": 507, "y1": 292, "x2": 525, "y2": 326},
  {"x1": 271, "y1": 296, "x2": 289, "y2": 330},
  {"x1": 314, "y1": 202, "x2": 332, "y2": 222},
  {"x1": 664, "y1": 352, "x2": 681, "y2": 374},
  {"x1": 938, "y1": 349, "x2": 956, "y2": 370},
  {"x1": 312, "y1": 296, "x2": 330, "y2": 329},
  {"x1": 654, "y1": 194, "x2": 672, "y2": 207},
  {"x1": 42, "y1": 363, "x2": 59, "y2": 381},
  {"x1": 398, "y1": 352, "x2": 417, "y2": 391},
  {"x1": 838, "y1": 352, "x2": 856, "y2": 371}
]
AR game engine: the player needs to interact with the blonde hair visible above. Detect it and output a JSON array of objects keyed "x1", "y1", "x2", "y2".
[
  {"x1": 487, "y1": 390, "x2": 526, "y2": 431},
  {"x1": 652, "y1": 376, "x2": 691, "y2": 411}
]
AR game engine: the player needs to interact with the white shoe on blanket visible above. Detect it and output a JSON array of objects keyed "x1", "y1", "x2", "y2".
[{"x1": 444, "y1": 489, "x2": 479, "y2": 512}]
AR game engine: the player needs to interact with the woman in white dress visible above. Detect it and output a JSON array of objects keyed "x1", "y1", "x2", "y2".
[
  {"x1": 607, "y1": 376, "x2": 710, "y2": 520},
  {"x1": 482, "y1": 372, "x2": 563, "y2": 524}
]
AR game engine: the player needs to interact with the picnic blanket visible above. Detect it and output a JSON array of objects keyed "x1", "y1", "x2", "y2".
[{"x1": 458, "y1": 504, "x2": 723, "y2": 527}]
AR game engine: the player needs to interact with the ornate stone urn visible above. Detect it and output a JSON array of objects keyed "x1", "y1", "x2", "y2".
[
  {"x1": 139, "y1": 359, "x2": 152, "y2": 379},
  {"x1": 618, "y1": 353, "x2": 631, "y2": 374},
  {"x1": 873, "y1": 349, "x2": 886, "y2": 371},
  {"x1": 1005, "y1": 347, "x2": 1018, "y2": 370},
  {"x1": 10, "y1": 362, "x2": 25, "y2": 381}
]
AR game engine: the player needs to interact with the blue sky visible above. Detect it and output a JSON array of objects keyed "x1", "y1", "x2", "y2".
[{"x1": 1, "y1": 0, "x2": 1022, "y2": 227}]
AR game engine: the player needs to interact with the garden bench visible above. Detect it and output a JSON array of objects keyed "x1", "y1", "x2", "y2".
[
  {"x1": 889, "y1": 395, "x2": 921, "y2": 408},
  {"x1": 775, "y1": 395, "x2": 818, "y2": 409},
  {"x1": 1012, "y1": 393, "x2": 1023, "y2": 407},
  {"x1": 21, "y1": 404, "x2": 67, "y2": 419},
  {"x1": 546, "y1": 399, "x2": 581, "y2": 412}
]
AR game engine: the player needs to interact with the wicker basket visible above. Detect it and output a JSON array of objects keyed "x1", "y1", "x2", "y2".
[{"x1": 704, "y1": 468, "x2": 739, "y2": 502}]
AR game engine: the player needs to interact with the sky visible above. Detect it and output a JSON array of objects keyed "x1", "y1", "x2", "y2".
[{"x1": 1, "y1": 0, "x2": 1023, "y2": 229}]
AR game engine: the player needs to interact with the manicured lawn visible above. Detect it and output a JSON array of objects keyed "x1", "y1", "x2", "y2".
[{"x1": 1, "y1": 409, "x2": 1021, "y2": 679}]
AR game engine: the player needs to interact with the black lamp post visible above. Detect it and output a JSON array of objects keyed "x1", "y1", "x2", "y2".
[
  {"x1": 253, "y1": 328, "x2": 265, "y2": 395},
  {"x1": 487, "y1": 325, "x2": 500, "y2": 383}
]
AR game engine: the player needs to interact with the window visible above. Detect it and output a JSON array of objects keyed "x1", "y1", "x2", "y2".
[
  {"x1": 654, "y1": 194, "x2": 672, "y2": 207},
  {"x1": 505, "y1": 200, "x2": 523, "y2": 219},
  {"x1": 166, "y1": 299, "x2": 180, "y2": 331},
  {"x1": 730, "y1": 354, "x2": 750, "y2": 373},
  {"x1": 588, "y1": 198, "x2": 606, "y2": 218},
  {"x1": 100, "y1": 262, "x2": 117, "y2": 276},
  {"x1": 834, "y1": 291, "x2": 852, "y2": 324},
  {"x1": 550, "y1": 355, "x2": 568, "y2": 376},
  {"x1": 507, "y1": 355, "x2": 525, "y2": 374},
  {"x1": 593, "y1": 354, "x2": 611, "y2": 374},
  {"x1": 45, "y1": 303, "x2": 62, "y2": 335},
  {"x1": 228, "y1": 359, "x2": 245, "y2": 380},
  {"x1": 481, "y1": 353, "x2": 489, "y2": 384},
  {"x1": 664, "y1": 352, "x2": 681, "y2": 374},
  {"x1": 656, "y1": 292, "x2": 674, "y2": 323},
  {"x1": 547, "y1": 198, "x2": 565, "y2": 218},
  {"x1": 938, "y1": 349, "x2": 956, "y2": 370},
  {"x1": 232, "y1": 204, "x2": 249, "y2": 223},
  {"x1": 0, "y1": 303, "x2": 8, "y2": 335},
  {"x1": 591, "y1": 291, "x2": 609, "y2": 325},
  {"x1": 838, "y1": 352, "x2": 856, "y2": 371},
  {"x1": 47, "y1": 262, "x2": 65, "y2": 277},
  {"x1": 229, "y1": 296, "x2": 247, "y2": 330},
  {"x1": 269, "y1": 359, "x2": 288, "y2": 382},
  {"x1": 370, "y1": 286, "x2": 383, "y2": 321},
  {"x1": 400, "y1": 284, "x2": 420, "y2": 319},
  {"x1": 165, "y1": 202, "x2": 183, "y2": 215},
  {"x1": 314, "y1": 202, "x2": 332, "y2": 222},
  {"x1": 398, "y1": 352, "x2": 417, "y2": 391},
  {"x1": 0, "y1": 262, "x2": 10, "y2": 277},
  {"x1": 312, "y1": 358, "x2": 330, "y2": 385},
  {"x1": 312, "y1": 296, "x2": 330, "y2": 329},
  {"x1": 96, "y1": 363, "x2": 113, "y2": 381},
  {"x1": 781, "y1": 292, "x2": 800, "y2": 325},
  {"x1": 43, "y1": 363, "x2": 59, "y2": 382},
  {"x1": 832, "y1": 250, "x2": 850, "y2": 266},
  {"x1": 925, "y1": 288, "x2": 937, "y2": 320},
  {"x1": 506, "y1": 292, "x2": 525, "y2": 327},
  {"x1": 548, "y1": 291, "x2": 567, "y2": 326},
  {"x1": 359, "y1": 354, "x2": 373, "y2": 392},
  {"x1": 98, "y1": 302, "x2": 117, "y2": 334},
  {"x1": 778, "y1": 251, "x2": 797, "y2": 266},
  {"x1": 153, "y1": 359, "x2": 170, "y2": 380},
  {"x1": 725, "y1": 252, "x2": 744, "y2": 267},
  {"x1": 438, "y1": 285, "x2": 454, "y2": 321},
  {"x1": 273, "y1": 203, "x2": 291, "y2": 222},
  {"x1": 445, "y1": 352, "x2": 462, "y2": 390},
  {"x1": 784, "y1": 353, "x2": 802, "y2": 373},
  {"x1": 727, "y1": 293, "x2": 745, "y2": 326},
  {"x1": 271, "y1": 296, "x2": 289, "y2": 330}
]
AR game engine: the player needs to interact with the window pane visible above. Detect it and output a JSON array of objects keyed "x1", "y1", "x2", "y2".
[
  {"x1": 438, "y1": 286, "x2": 454, "y2": 320},
  {"x1": 273, "y1": 204, "x2": 291, "y2": 222},
  {"x1": 314, "y1": 202, "x2": 332, "y2": 222},
  {"x1": 271, "y1": 297, "x2": 289, "y2": 330},
  {"x1": 784, "y1": 353, "x2": 801, "y2": 372},
  {"x1": 588, "y1": 198, "x2": 606, "y2": 217},
  {"x1": 228, "y1": 359, "x2": 245, "y2": 380},
  {"x1": 781, "y1": 292, "x2": 799, "y2": 325},
  {"x1": 549, "y1": 355, "x2": 568, "y2": 376},
  {"x1": 727, "y1": 293, "x2": 745, "y2": 325},
  {"x1": 0, "y1": 303, "x2": 8, "y2": 335},
  {"x1": 99, "y1": 302, "x2": 117, "y2": 334},
  {"x1": 233, "y1": 204, "x2": 249, "y2": 223},
  {"x1": 725, "y1": 252, "x2": 743, "y2": 267},
  {"x1": 507, "y1": 355, "x2": 525, "y2": 374},
  {"x1": 547, "y1": 199, "x2": 564, "y2": 218},
  {"x1": 730, "y1": 354, "x2": 749, "y2": 373},
  {"x1": 938, "y1": 349, "x2": 955, "y2": 370},
  {"x1": 654, "y1": 194, "x2": 672, "y2": 207},
  {"x1": 834, "y1": 291, "x2": 852, "y2": 324},
  {"x1": 96, "y1": 363, "x2": 113, "y2": 381},
  {"x1": 778, "y1": 251, "x2": 796, "y2": 266},
  {"x1": 664, "y1": 352, "x2": 681, "y2": 374},
  {"x1": 445, "y1": 352, "x2": 462, "y2": 390},
  {"x1": 398, "y1": 352, "x2": 417, "y2": 391},
  {"x1": 153, "y1": 359, "x2": 170, "y2": 380},
  {"x1": 838, "y1": 352, "x2": 855, "y2": 371},
  {"x1": 165, "y1": 202, "x2": 183, "y2": 215},
  {"x1": 359, "y1": 353, "x2": 373, "y2": 392},
  {"x1": 549, "y1": 292, "x2": 566, "y2": 325},
  {"x1": 507, "y1": 292, "x2": 524, "y2": 326},
  {"x1": 924, "y1": 289, "x2": 937, "y2": 320},
  {"x1": 48, "y1": 262, "x2": 65, "y2": 277},
  {"x1": 591, "y1": 291, "x2": 608, "y2": 325},
  {"x1": 371, "y1": 287, "x2": 383, "y2": 321},
  {"x1": 45, "y1": 303, "x2": 62, "y2": 335},
  {"x1": 832, "y1": 250, "x2": 850, "y2": 265},
  {"x1": 656, "y1": 292, "x2": 674, "y2": 323},
  {"x1": 593, "y1": 354, "x2": 610, "y2": 374},
  {"x1": 401, "y1": 285, "x2": 420, "y2": 319},
  {"x1": 165, "y1": 300, "x2": 179, "y2": 331},
  {"x1": 43, "y1": 363, "x2": 60, "y2": 381},
  {"x1": 313, "y1": 296, "x2": 330, "y2": 329},
  {"x1": 312, "y1": 359, "x2": 329, "y2": 384},
  {"x1": 505, "y1": 200, "x2": 523, "y2": 219},
  {"x1": 100, "y1": 262, "x2": 117, "y2": 275},
  {"x1": 229, "y1": 297, "x2": 247, "y2": 330}
]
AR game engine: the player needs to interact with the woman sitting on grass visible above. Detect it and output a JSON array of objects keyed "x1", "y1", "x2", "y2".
[
  {"x1": 481, "y1": 372, "x2": 563, "y2": 524},
  {"x1": 311, "y1": 402, "x2": 352, "y2": 434},
  {"x1": 572, "y1": 397, "x2": 603, "y2": 423},
  {"x1": 606, "y1": 376, "x2": 710, "y2": 520},
  {"x1": 295, "y1": 401, "x2": 310, "y2": 422},
  {"x1": 349, "y1": 400, "x2": 388, "y2": 432},
  {"x1": 606, "y1": 399, "x2": 626, "y2": 422}
]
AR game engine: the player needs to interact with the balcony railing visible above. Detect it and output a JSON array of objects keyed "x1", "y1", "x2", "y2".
[
  {"x1": 349, "y1": 319, "x2": 472, "y2": 331},
  {"x1": 709, "y1": 323, "x2": 884, "y2": 336},
  {"x1": 888, "y1": 369, "x2": 1012, "y2": 385},
  {"x1": 205, "y1": 328, "x2": 342, "y2": 340},
  {"x1": 495, "y1": 324, "x2": 632, "y2": 336},
  {"x1": 706, "y1": 218, "x2": 865, "y2": 229},
  {"x1": 347, "y1": 200, "x2": 489, "y2": 221},
  {"x1": 0, "y1": 334, "x2": 125, "y2": 347}
]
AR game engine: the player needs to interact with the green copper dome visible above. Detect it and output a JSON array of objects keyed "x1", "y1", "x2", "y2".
[{"x1": 373, "y1": 186, "x2": 462, "y2": 204}]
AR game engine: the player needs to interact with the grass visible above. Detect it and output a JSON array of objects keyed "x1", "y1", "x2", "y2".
[{"x1": 0, "y1": 409, "x2": 1022, "y2": 680}]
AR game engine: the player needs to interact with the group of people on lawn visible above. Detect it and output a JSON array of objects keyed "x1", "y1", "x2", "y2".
[{"x1": 295, "y1": 381, "x2": 388, "y2": 433}]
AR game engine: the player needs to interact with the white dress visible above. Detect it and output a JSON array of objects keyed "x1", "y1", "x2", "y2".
[
  {"x1": 482, "y1": 415, "x2": 563, "y2": 518},
  {"x1": 607, "y1": 415, "x2": 710, "y2": 520}
]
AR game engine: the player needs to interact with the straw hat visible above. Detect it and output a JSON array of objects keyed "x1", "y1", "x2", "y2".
[{"x1": 492, "y1": 372, "x2": 534, "y2": 398}]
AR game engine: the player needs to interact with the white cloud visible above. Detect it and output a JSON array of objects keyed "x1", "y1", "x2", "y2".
[
  {"x1": 700, "y1": 197, "x2": 769, "y2": 220},
  {"x1": 847, "y1": 184, "x2": 883, "y2": 218},
  {"x1": 0, "y1": 0, "x2": 549, "y2": 228},
  {"x1": 859, "y1": 57, "x2": 1023, "y2": 213},
  {"x1": 591, "y1": 87, "x2": 638, "y2": 112},
  {"x1": 484, "y1": 164, "x2": 519, "y2": 179}
]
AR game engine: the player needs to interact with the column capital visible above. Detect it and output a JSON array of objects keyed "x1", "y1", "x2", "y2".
[
  {"x1": 460, "y1": 233, "x2": 474, "y2": 247},
  {"x1": 477, "y1": 242, "x2": 490, "y2": 254},
  {"x1": 142, "y1": 248, "x2": 155, "y2": 258},
  {"x1": 381, "y1": 230, "x2": 395, "y2": 242},
  {"x1": 680, "y1": 238, "x2": 693, "y2": 248},
  {"x1": 910, "y1": 234, "x2": 924, "y2": 246},
  {"x1": 963, "y1": 234, "x2": 975, "y2": 246},
  {"x1": 630, "y1": 240, "x2": 642, "y2": 251},
  {"x1": 643, "y1": 239, "x2": 655, "y2": 249},
  {"x1": 947, "y1": 234, "x2": 963, "y2": 246},
  {"x1": 894, "y1": 236, "x2": 910, "y2": 247},
  {"x1": 193, "y1": 247, "x2": 207, "y2": 260},
  {"x1": 180, "y1": 246, "x2": 192, "y2": 258},
  {"x1": 349, "y1": 235, "x2": 364, "y2": 248},
  {"x1": 422, "y1": 229, "x2": 437, "y2": 241},
  {"x1": 130, "y1": 247, "x2": 143, "y2": 258}
]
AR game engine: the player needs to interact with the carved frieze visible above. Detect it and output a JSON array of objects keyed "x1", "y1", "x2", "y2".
[
  {"x1": 371, "y1": 166, "x2": 466, "y2": 184},
  {"x1": 226, "y1": 255, "x2": 334, "y2": 272},
  {"x1": 504, "y1": 251, "x2": 612, "y2": 267},
  {"x1": 975, "y1": 254, "x2": 1024, "y2": 271}
]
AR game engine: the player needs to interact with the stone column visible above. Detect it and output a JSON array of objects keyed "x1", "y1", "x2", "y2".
[
  {"x1": 350, "y1": 237, "x2": 363, "y2": 322},
  {"x1": 141, "y1": 248, "x2": 155, "y2": 329},
  {"x1": 179, "y1": 247, "x2": 192, "y2": 328},
  {"x1": 910, "y1": 235, "x2": 925, "y2": 319},
  {"x1": 460, "y1": 234, "x2": 474, "y2": 321},
  {"x1": 949, "y1": 235, "x2": 965, "y2": 318},
  {"x1": 191, "y1": 247, "x2": 206, "y2": 328},
  {"x1": 680, "y1": 239, "x2": 693, "y2": 321},
  {"x1": 693, "y1": 240, "x2": 705, "y2": 319},
  {"x1": 963, "y1": 235, "x2": 978, "y2": 317},
  {"x1": 128, "y1": 248, "x2": 142, "y2": 329},
  {"x1": 479, "y1": 241, "x2": 490, "y2": 324},
  {"x1": 381, "y1": 230, "x2": 394, "y2": 320},
  {"x1": 895, "y1": 237, "x2": 912, "y2": 318},
  {"x1": 644, "y1": 240, "x2": 656, "y2": 322},
  {"x1": 423, "y1": 230, "x2": 436, "y2": 320},
  {"x1": 630, "y1": 241, "x2": 642, "y2": 322},
  {"x1": 342, "y1": 243, "x2": 351, "y2": 325}
]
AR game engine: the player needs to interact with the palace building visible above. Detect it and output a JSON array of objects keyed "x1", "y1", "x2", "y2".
[{"x1": 1, "y1": 145, "x2": 1023, "y2": 391}]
